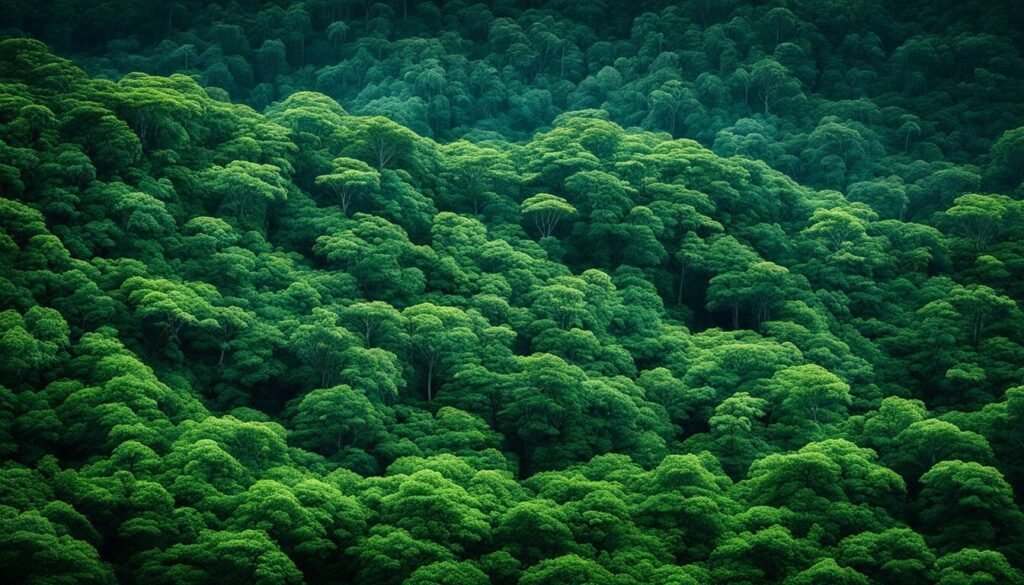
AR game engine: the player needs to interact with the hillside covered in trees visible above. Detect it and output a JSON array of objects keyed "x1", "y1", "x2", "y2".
[{"x1": 2, "y1": 1, "x2": 1024, "y2": 584}]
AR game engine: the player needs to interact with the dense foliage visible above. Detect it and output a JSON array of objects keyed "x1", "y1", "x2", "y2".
[{"x1": 1, "y1": 1, "x2": 1024, "y2": 584}]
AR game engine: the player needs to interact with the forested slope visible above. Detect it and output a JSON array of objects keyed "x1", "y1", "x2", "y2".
[{"x1": 1, "y1": 1, "x2": 1024, "y2": 584}]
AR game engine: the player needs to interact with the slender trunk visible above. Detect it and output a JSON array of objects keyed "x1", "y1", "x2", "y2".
[
  {"x1": 341, "y1": 190, "x2": 351, "y2": 216},
  {"x1": 426, "y1": 361, "x2": 434, "y2": 401},
  {"x1": 676, "y1": 263, "x2": 686, "y2": 305},
  {"x1": 732, "y1": 304, "x2": 739, "y2": 329}
]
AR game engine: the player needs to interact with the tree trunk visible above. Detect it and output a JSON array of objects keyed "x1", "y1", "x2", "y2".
[
  {"x1": 676, "y1": 263, "x2": 686, "y2": 305},
  {"x1": 426, "y1": 361, "x2": 434, "y2": 401}
]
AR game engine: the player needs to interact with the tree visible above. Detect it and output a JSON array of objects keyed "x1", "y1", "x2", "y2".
[
  {"x1": 102, "y1": 182, "x2": 175, "y2": 237},
  {"x1": 706, "y1": 392, "x2": 771, "y2": 476},
  {"x1": 709, "y1": 523, "x2": 812, "y2": 584},
  {"x1": 121, "y1": 277, "x2": 218, "y2": 349},
  {"x1": 674, "y1": 232, "x2": 707, "y2": 304},
  {"x1": 529, "y1": 281, "x2": 587, "y2": 330},
  {"x1": 770, "y1": 364, "x2": 851, "y2": 431},
  {"x1": 764, "y1": 7, "x2": 798, "y2": 46},
  {"x1": 634, "y1": 453, "x2": 731, "y2": 558},
  {"x1": 405, "y1": 304, "x2": 479, "y2": 401},
  {"x1": 255, "y1": 39, "x2": 288, "y2": 82},
  {"x1": 751, "y1": 58, "x2": 800, "y2": 115},
  {"x1": 494, "y1": 500, "x2": 574, "y2": 565},
  {"x1": 338, "y1": 301, "x2": 407, "y2": 351},
  {"x1": 948, "y1": 284, "x2": 1017, "y2": 348},
  {"x1": 854, "y1": 397, "x2": 927, "y2": 456},
  {"x1": 290, "y1": 385, "x2": 384, "y2": 455},
  {"x1": 349, "y1": 526, "x2": 453, "y2": 585},
  {"x1": 706, "y1": 261, "x2": 795, "y2": 329},
  {"x1": 940, "y1": 194, "x2": 1020, "y2": 252},
  {"x1": 314, "y1": 157, "x2": 380, "y2": 215},
  {"x1": 934, "y1": 549, "x2": 1024, "y2": 585},
  {"x1": 288, "y1": 308, "x2": 357, "y2": 389},
  {"x1": 806, "y1": 118, "x2": 868, "y2": 189},
  {"x1": 848, "y1": 178, "x2": 908, "y2": 220},
  {"x1": 379, "y1": 469, "x2": 489, "y2": 553},
  {"x1": 440, "y1": 140, "x2": 519, "y2": 215},
  {"x1": 519, "y1": 555, "x2": 617, "y2": 585},
  {"x1": 837, "y1": 528, "x2": 936, "y2": 584},
  {"x1": 406, "y1": 561, "x2": 490, "y2": 585},
  {"x1": 987, "y1": 386, "x2": 1024, "y2": 490},
  {"x1": 202, "y1": 161, "x2": 289, "y2": 228},
  {"x1": 803, "y1": 206, "x2": 871, "y2": 252},
  {"x1": 339, "y1": 347, "x2": 404, "y2": 405},
  {"x1": 341, "y1": 116, "x2": 425, "y2": 171},
  {"x1": 498, "y1": 353, "x2": 587, "y2": 474},
  {"x1": 229, "y1": 480, "x2": 334, "y2": 562},
  {"x1": 313, "y1": 214, "x2": 427, "y2": 302},
  {"x1": 740, "y1": 440, "x2": 905, "y2": 540},
  {"x1": 520, "y1": 193, "x2": 577, "y2": 238},
  {"x1": 990, "y1": 126, "x2": 1024, "y2": 189},
  {"x1": 884, "y1": 419, "x2": 993, "y2": 482},
  {"x1": 646, "y1": 80, "x2": 701, "y2": 137},
  {"x1": 113, "y1": 73, "x2": 202, "y2": 150},
  {"x1": 327, "y1": 22, "x2": 350, "y2": 57},
  {"x1": 0, "y1": 508, "x2": 114, "y2": 585},
  {"x1": 917, "y1": 461, "x2": 1024, "y2": 558},
  {"x1": 784, "y1": 559, "x2": 869, "y2": 585},
  {"x1": 135, "y1": 529, "x2": 302, "y2": 585},
  {"x1": 0, "y1": 306, "x2": 69, "y2": 382}
]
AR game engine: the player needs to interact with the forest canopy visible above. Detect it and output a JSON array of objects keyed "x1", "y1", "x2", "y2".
[{"x1": 2, "y1": 1, "x2": 1024, "y2": 584}]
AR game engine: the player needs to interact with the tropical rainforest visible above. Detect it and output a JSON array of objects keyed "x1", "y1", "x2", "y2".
[{"x1": 2, "y1": 0, "x2": 1024, "y2": 583}]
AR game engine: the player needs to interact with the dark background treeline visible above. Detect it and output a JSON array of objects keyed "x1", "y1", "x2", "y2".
[{"x1": 6, "y1": 0, "x2": 1024, "y2": 203}]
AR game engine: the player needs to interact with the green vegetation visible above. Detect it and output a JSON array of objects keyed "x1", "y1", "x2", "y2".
[{"x1": 1, "y1": 1, "x2": 1024, "y2": 583}]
